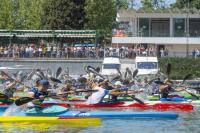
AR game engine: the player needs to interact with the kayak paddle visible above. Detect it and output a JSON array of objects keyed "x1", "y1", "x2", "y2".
[
  {"x1": 15, "y1": 90, "x2": 98, "y2": 106},
  {"x1": 56, "y1": 67, "x2": 62, "y2": 78},
  {"x1": 0, "y1": 93, "x2": 14, "y2": 105},
  {"x1": 180, "y1": 74, "x2": 199, "y2": 99},
  {"x1": 50, "y1": 77, "x2": 62, "y2": 83},
  {"x1": 132, "y1": 69, "x2": 138, "y2": 79},
  {"x1": 130, "y1": 95, "x2": 145, "y2": 104},
  {"x1": 15, "y1": 97, "x2": 34, "y2": 106},
  {"x1": 184, "y1": 89, "x2": 199, "y2": 100}
]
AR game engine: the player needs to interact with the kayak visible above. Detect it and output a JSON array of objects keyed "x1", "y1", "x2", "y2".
[
  {"x1": 58, "y1": 110, "x2": 178, "y2": 119},
  {"x1": 33, "y1": 101, "x2": 194, "y2": 111},
  {"x1": 0, "y1": 116, "x2": 101, "y2": 125},
  {"x1": 23, "y1": 106, "x2": 178, "y2": 119},
  {"x1": 0, "y1": 103, "x2": 70, "y2": 111},
  {"x1": 25, "y1": 105, "x2": 68, "y2": 116},
  {"x1": 0, "y1": 105, "x2": 179, "y2": 119},
  {"x1": 148, "y1": 94, "x2": 200, "y2": 101},
  {"x1": 0, "y1": 101, "x2": 194, "y2": 111},
  {"x1": 72, "y1": 102, "x2": 194, "y2": 111},
  {"x1": 160, "y1": 97, "x2": 190, "y2": 102},
  {"x1": 0, "y1": 104, "x2": 10, "y2": 110}
]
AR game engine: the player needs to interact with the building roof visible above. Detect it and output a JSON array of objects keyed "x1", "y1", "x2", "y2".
[
  {"x1": 120, "y1": 8, "x2": 200, "y2": 14},
  {"x1": 117, "y1": 8, "x2": 200, "y2": 20}
]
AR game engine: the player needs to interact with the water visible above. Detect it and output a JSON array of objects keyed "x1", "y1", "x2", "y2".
[{"x1": 0, "y1": 108, "x2": 199, "y2": 133}]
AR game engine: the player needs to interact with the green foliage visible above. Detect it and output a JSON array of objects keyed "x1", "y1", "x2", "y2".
[
  {"x1": 159, "y1": 57, "x2": 200, "y2": 80},
  {"x1": 172, "y1": 0, "x2": 200, "y2": 9},
  {"x1": 0, "y1": 0, "x2": 43, "y2": 30},
  {"x1": 141, "y1": 0, "x2": 166, "y2": 9},
  {"x1": 26, "y1": 0, "x2": 43, "y2": 29},
  {"x1": 84, "y1": 0, "x2": 116, "y2": 44},
  {"x1": 0, "y1": 0, "x2": 16, "y2": 29},
  {"x1": 42, "y1": 0, "x2": 85, "y2": 30},
  {"x1": 116, "y1": 0, "x2": 129, "y2": 10}
]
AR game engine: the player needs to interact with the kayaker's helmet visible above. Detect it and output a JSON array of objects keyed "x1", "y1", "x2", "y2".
[
  {"x1": 38, "y1": 79, "x2": 50, "y2": 89},
  {"x1": 115, "y1": 81, "x2": 123, "y2": 86}
]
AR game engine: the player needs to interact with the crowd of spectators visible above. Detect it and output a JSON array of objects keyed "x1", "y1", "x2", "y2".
[
  {"x1": 0, "y1": 44, "x2": 157, "y2": 59},
  {"x1": 192, "y1": 48, "x2": 200, "y2": 58}
]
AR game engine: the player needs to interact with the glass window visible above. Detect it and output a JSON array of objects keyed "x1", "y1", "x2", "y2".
[
  {"x1": 137, "y1": 62, "x2": 158, "y2": 69},
  {"x1": 189, "y1": 18, "x2": 200, "y2": 37},
  {"x1": 173, "y1": 18, "x2": 185, "y2": 37},
  {"x1": 103, "y1": 64, "x2": 120, "y2": 69},
  {"x1": 139, "y1": 18, "x2": 149, "y2": 37}
]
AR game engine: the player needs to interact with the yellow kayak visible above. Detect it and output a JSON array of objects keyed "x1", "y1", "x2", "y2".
[{"x1": 0, "y1": 116, "x2": 101, "y2": 126}]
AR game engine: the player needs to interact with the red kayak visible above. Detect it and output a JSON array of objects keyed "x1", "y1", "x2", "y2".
[
  {"x1": 72, "y1": 102, "x2": 193, "y2": 111},
  {"x1": 0, "y1": 102, "x2": 193, "y2": 111}
]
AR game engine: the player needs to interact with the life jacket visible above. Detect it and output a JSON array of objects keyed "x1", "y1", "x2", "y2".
[{"x1": 29, "y1": 87, "x2": 48, "y2": 99}]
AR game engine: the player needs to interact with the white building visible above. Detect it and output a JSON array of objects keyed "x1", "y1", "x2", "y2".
[{"x1": 112, "y1": 9, "x2": 200, "y2": 57}]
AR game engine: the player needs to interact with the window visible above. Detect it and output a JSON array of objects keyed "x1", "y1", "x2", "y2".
[
  {"x1": 173, "y1": 18, "x2": 185, "y2": 37},
  {"x1": 103, "y1": 64, "x2": 120, "y2": 69},
  {"x1": 137, "y1": 62, "x2": 158, "y2": 69}
]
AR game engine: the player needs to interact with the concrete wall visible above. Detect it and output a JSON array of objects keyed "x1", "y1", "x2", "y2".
[{"x1": 0, "y1": 60, "x2": 102, "y2": 75}]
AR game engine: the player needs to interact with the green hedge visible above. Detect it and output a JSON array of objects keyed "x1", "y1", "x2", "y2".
[{"x1": 159, "y1": 57, "x2": 200, "y2": 80}]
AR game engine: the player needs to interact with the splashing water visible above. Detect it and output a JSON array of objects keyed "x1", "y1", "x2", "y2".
[{"x1": 3, "y1": 104, "x2": 23, "y2": 116}]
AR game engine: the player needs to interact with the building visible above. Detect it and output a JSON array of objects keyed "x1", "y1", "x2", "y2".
[
  {"x1": 0, "y1": 30, "x2": 96, "y2": 46},
  {"x1": 112, "y1": 8, "x2": 200, "y2": 57}
]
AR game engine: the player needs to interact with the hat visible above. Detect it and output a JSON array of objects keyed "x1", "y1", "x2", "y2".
[
  {"x1": 114, "y1": 81, "x2": 123, "y2": 86},
  {"x1": 38, "y1": 79, "x2": 49, "y2": 88}
]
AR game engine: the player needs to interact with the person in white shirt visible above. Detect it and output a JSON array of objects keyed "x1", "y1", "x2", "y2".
[
  {"x1": 86, "y1": 80, "x2": 109, "y2": 104},
  {"x1": 86, "y1": 80, "x2": 142, "y2": 104}
]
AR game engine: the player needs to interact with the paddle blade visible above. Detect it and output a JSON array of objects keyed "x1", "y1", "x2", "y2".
[
  {"x1": 111, "y1": 75, "x2": 121, "y2": 82},
  {"x1": 0, "y1": 93, "x2": 9, "y2": 99},
  {"x1": 0, "y1": 93, "x2": 11, "y2": 104},
  {"x1": 185, "y1": 90, "x2": 199, "y2": 100},
  {"x1": 166, "y1": 63, "x2": 171, "y2": 77},
  {"x1": 87, "y1": 66, "x2": 106, "y2": 79},
  {"x1": 15, "y1": 97, "x2": 34, "y2": 106},
  {"x1": 3, "y1": 99, "x2": 14, "y2": 105},
  {"x1": 131, "y1": 95, "x2": 144, "y2": 104},
  {"x1": 132, "y1": 69, "x2": 138, "y2": 78},
  {"x1": 56, "y1": 67, "x2": 62, "y2": 78},
  {"x1": 50, "y1": 77, "x2": 62, "y2": 83}
]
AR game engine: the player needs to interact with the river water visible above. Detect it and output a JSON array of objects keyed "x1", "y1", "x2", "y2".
[{"x1": 0, "y1": 107, "x2": 199, "y2": 133}]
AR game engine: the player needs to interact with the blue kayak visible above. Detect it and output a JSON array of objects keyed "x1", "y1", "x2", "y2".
[
  {"x1": 58, "y1": 111, "x2": 178, "y2": 119},
  {"x1": 1, "y1": 105, "x2": 178, "y2": 119},
  {"x1": 25, "y1": 105, "x2": 69, "y2": 116},
  {"x1": 160, "y1": 97, "x2": 190, "y2": 102}
]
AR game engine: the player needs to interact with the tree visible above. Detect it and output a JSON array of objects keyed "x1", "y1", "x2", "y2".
[
  {"x1": 0, "y1": 0, "x2": 17, "y2": 29},
  {"x1": 26, "y1": 0, "x2": 43, "y2": 29},
  {"x1": 172, "y1": 0, "x2": 200, "y2": 9},
  {"x1": 116, "y1": 0, "x2": 129, "y2": 10},
  {"x1": 85, "y1": 0, "x2": 116, "y2": 44},
  {"x1": 141, "y1": 0, "x2": 166, "y2": 9},
  {"x1": 42, "y1": 0, "x2": 85, "y2": 30}
]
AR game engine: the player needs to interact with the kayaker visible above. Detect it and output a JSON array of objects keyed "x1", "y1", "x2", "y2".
[
  {"x1": 28, "y1": 79, "x2": 50, "y2": 105},
  {"x1": 86, "y1": 79, "x2": 143, "y2": 104},
  {"x1": 159, "y1": 79, "x2": 185, "y2": 98}
]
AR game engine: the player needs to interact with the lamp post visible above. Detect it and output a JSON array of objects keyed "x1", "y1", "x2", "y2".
[{"x1": 186, "y1": 0, "x2": 190, "y2": 57}]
